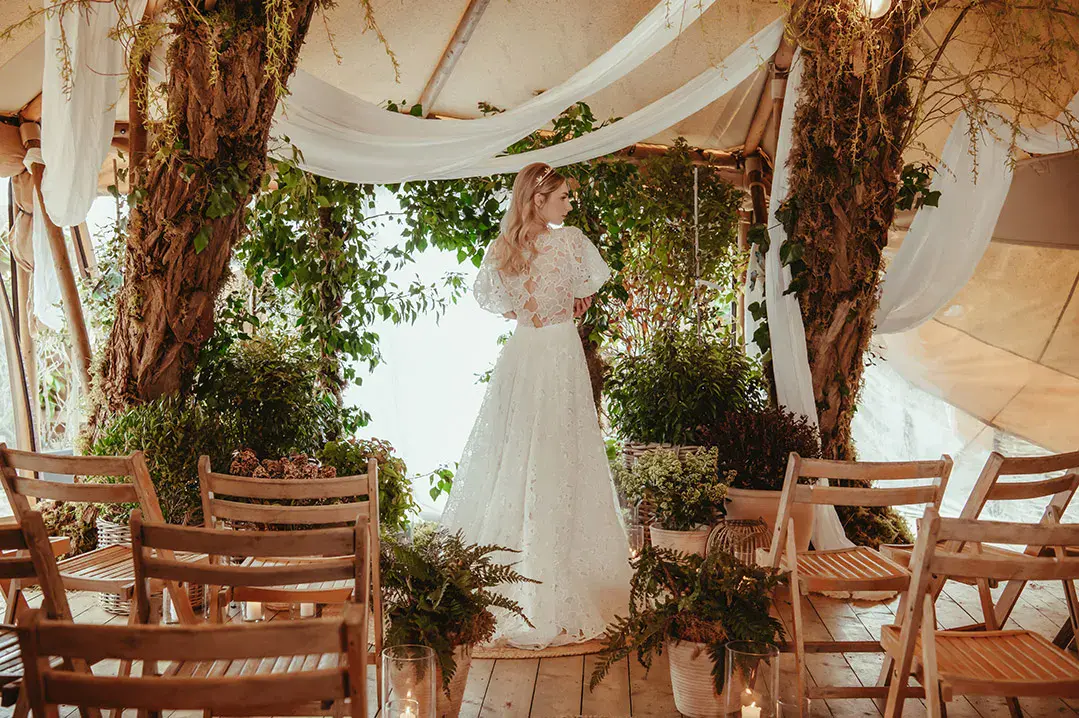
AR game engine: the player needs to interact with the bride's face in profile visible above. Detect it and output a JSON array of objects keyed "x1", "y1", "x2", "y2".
[{"x1": 536, "y1": 181, "x2": 572, "y2": 226}]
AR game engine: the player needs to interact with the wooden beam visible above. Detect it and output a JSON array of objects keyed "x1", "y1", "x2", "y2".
[
  {"x1": 0, "y1": 272, "x2": 36, "y2": 451},
  {"x1": 18, "y1": 93, "x2": 42, "y2": 124},
  {"x1": 418, "y1": 0, "x2": 493, "y2": 117},
  {"x1": 743, "y1": 36, "x2": 797, "y2": 156}
]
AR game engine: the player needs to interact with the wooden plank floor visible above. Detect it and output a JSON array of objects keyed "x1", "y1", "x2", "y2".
[{"x1": 3, "y1": 580, "x2": 1078, "y2": 717}]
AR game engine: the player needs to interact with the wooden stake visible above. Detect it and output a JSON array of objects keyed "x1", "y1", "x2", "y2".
[{"x1": 418, "y1": 0, "x2": 493, "y2": 116}]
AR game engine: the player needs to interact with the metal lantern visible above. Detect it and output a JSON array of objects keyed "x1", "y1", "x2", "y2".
[{"x1": 707, "y1": 518, "x2": 771, "y2": 565}]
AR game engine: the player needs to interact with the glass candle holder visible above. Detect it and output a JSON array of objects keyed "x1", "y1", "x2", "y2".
[
  {"x1": 777, "y1": 697, "x2": 811, "y2": 717},
  {"x1": 724, "y1": 641, "x2": 780, "y2": 717},
  {"x1": 381, "y1": 645, "x2": 437, "y2": 718},
  {"x1": 385, "y1": 698, "x2": 421, "y2": 718},
  {"x1": 627, "y1": 523, "x2": 645, "y2": 559}
]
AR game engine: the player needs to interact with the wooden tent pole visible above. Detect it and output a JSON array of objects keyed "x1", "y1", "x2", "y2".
[
  {"x1": 419, "y1": 0, "x2": 493, "y2": 116},
  {"x1": 20, "y1": 123, "x2": 93, "y2": 391},
  {"x1": 0, "y1": 271, "x2": 36, "y2": 451}
]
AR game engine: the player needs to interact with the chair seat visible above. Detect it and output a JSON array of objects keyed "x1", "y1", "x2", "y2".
[
  {"x1": 881, "y1": 624, "x2": 1079, "y2": 699},
  {"x1": 166, "y1": 651, "x2": 344, "y2": 678},
  {"x1": 231, "y1": 557, "x2": 355, "y2": 604},
  {"x1": 791, "y1": 546, "x2": 910, "y2": 592},
  {"x1": 0, "y1": 629, "x2": 63, "y2": 687},
  {"x1": 51, "y1": 545, "x2": 207, "y2": 596}
]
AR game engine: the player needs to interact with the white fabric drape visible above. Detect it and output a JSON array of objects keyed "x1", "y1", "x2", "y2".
[
  {"x1": 21, "y1": 148, "x2": 64, "y2": 330},
  {"x1": 40, "y1": 0, "x2": 147, "y2": 227},
  {"x1": 876, "y1": 92, "x2": 1079, "y2": 334},
  {"x1": 276, "y1": 0, "x2": 724, "y2": 184},
  {"x1": 763, "y1": 51, "x2": 854, "y2": 551}
]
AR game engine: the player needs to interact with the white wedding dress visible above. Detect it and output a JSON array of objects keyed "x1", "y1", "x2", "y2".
[{"x1": 440, "y1": 225, "x2": 633, "y2": 649}]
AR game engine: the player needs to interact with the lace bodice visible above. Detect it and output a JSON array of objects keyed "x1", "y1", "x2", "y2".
[{"x1": 474, "y1": 226, "x2": 610, "y2": 327}]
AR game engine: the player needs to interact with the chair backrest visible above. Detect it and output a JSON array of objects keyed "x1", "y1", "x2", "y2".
[
  {"x1": 0, "y1": 444, "x2": 166, "y2": 522},
  {"x1": 769, "y1": 453, "x2": 952, "y2": 558},
  {"x1": 16, "y1": 605, "x2": 368, "y2": 717},
  {"x1": 198, "y1": 455, "x2": 379, "y2": 529},
  {"x1": 0, "y1": 511, "x2": 72, "y2": 623},
  {"x1": 129, "y1": 510, "x2": 370, "y2": 621},
  {"x1": 915, "y1": 509, "x2": 1079, "y2": 585},
  {"x1": 961, "y1": 450, "x2": 1079, "y2": 524}
]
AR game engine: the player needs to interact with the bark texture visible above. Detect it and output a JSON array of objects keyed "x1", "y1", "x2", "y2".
[{"x1": 97, "y1": 0, "x2": 319, "y2": 419}]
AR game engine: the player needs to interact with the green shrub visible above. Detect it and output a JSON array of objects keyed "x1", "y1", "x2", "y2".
[
  {"x1": 87, "y1": 395, "x2": 233, "y2": 525},
  {"x1": 318, "y1": 438, "x2": 419, "y2": 535},
  {"x1": 37, "y1": 500, "x2": 98, "y2": 556},
  {"x1": 194, "y1": 334, "x2": 342, "y2": 458},
  {"x1": 699, "y1": 407, "x2": 822, "y2": 491},
  {"x1": 606, "y1": 328, "x2": 767, "y2": 445}
]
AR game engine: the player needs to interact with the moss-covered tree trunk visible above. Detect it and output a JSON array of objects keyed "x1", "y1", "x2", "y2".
[
  {"x1": 96, "y1": 0, "x2": 319, "y2": 419},
  {"x1": 781, "y1": 7, "x2": 917, "y2": 547},
  {"x1": 785, "y1": 10, "x2": 914, "y2": 460}
]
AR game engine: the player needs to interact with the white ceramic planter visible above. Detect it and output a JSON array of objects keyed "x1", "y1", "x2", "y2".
[
  {"x1": 650, "y1": 526, "x2": 711, "y2": 556},
  {"x1": 725, "y1": 487, "x2": 815, "y2": 553},
  {"x1": 666, "y1": 639, "x2": 736, "y2": 717}
]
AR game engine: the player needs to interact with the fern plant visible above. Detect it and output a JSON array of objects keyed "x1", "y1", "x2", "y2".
[
  {"x1": 380, "y1": 529, "x2": 539, "y2": 692},
  {"x1": 590, "y1": 546, "x2": 786, "y2": 694}
]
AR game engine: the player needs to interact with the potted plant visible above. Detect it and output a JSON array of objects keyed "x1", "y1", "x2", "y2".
[
  {"x1": 613, "y1": 447, "x2": 728, "y2": 555},
  {"x1": 591, "y1": 546, "x2": 786, "y2": 717},
  {"x1": 606, "y1": 327, "x2": 767, "y2": 463},
  {"x1": 380, "y1": 526, "x2": 538, "y2": 718},
  {"x1": 699, "y1": 406, "x2": 822, "y2": 551}
]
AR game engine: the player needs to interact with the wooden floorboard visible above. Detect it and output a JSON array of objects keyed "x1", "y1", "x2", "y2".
[{"x1": 2, "y1": 581, "x2": 1078, "y2": 717}]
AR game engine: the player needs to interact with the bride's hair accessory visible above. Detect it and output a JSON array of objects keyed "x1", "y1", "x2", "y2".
[{"x1": 535, "y1": 165, "x2": 555, "y2": 188}]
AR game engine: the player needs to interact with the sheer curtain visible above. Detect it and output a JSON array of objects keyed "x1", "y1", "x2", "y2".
[{"x1": 876, "y1": 94, "x2": 1079, "y2": 334}]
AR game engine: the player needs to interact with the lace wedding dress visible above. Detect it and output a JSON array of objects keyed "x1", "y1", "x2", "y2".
[{"x1": 440, "y1": 225, "x2": 632, "y2": 650}]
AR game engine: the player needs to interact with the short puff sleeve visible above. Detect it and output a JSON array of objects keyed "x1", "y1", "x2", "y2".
[
  {"x1": 474, "y1": 245, "x2": 514, "y2": 315},
  {"x1": 570, "y1": 227, "x2": 610, "y2": 297}
]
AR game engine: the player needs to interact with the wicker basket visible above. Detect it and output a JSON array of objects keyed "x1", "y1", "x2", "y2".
[
  {"x1": 436, "y1": 646, "x2": 472, "y2": 718},
  {"x1": 96, "y1": 517, "x2": 204, "y2": 617},
  {"x1": 621, "y1": 441, "x2": 706, "y2": 469}
]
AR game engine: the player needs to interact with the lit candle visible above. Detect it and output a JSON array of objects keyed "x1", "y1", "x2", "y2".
[
  {"x1": 742, "y1": 702, "x2": 761, "y2": 718},
  {"x1": 300, "y1": 602, "x2": 316, "y2": 618},
  {"x1": 244, "y1": 601, "x2": 263, "y2": 621}
]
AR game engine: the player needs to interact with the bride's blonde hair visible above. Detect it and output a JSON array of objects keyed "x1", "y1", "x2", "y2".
[{"x1": 492, "y1": 162, "x2": 567, "y2": 276}]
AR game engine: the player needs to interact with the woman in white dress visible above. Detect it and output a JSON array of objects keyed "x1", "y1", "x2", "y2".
[{"x1": 441, "y1": 162, "x2": 633, "y2": 650}]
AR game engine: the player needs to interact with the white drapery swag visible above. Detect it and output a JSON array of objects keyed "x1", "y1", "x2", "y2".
[
  {"x1": 40, "y1": 0, "x2": 147, "y2": 227},
  {"x1": 875, "y1": 92, "x2": 1079, "y2": 334},
  {"x1": 762, "y1": 51, "x2": 855, "y2": 551},
  {"x1": 276, "y1": 17, "x2": 784, "y2": 184}
]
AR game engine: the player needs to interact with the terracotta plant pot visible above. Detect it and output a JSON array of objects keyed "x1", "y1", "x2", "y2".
[
  {"x1": 666, "y1": 639, "x2": 739, "y2": 717},
  {"x1": 725, "y1": 487, "x2": 815, "y2": 553},
  {"x1": 649, "y1": 526, "x2": 711, "y2": 556}
]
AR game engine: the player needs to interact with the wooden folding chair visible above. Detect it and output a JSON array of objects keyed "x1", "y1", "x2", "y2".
[
  {"x1": 767, "y1": 453, "x2": 952, "y2": 709},
  {"x1": 128, "y1": 508, "x2": 371, "y2": 716},
  {"x1": 16, "y1": 602, "x2": 369, "y2": 718},
  {"x1": 880, "y1": 449, "x2": 1079, "y2": 642},
  {"x1": 0, "y1": 511, "x2": 96, "y2": 718},
  {"x1": 0, "y1": 445, "x2": 199, "y2": 625},
  {"x1": 198, "y1": 454, "x2": 383, "y2": 697},
  {"x1": 882, "y1": 507, "x2": 1079, "y2": 718}
]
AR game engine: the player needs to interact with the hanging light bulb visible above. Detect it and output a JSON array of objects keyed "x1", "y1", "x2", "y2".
[{"x1": 860, "y1": 0, "x2": 892, "y2": 19}]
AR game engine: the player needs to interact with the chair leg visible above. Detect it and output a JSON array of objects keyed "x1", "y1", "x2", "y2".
[
  {"x1": 1006, "y1": 697, "x2": 1023, "y2": 717},
  {"x1": 785, "y1": 523, "x2": 808, "y2": 710},
  {"x1": 12, "y1": 685, "x2": 28, "y2": 718}
]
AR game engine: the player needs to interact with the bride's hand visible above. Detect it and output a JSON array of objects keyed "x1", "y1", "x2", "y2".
[{"x1": 573, "y1": 296, "x2": 593, "y2": 318}]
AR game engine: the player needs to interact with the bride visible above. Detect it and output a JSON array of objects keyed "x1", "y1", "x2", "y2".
[{"x1": 441, "y1": 162, "x2": 633, "y2": 650}]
